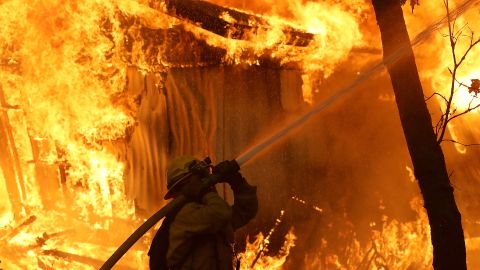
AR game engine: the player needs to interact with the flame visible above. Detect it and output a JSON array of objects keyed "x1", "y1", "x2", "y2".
[
  {"x1": 183, "y1": 0, "x2": 365, "y2": 75},
  {"x1": 367, "y1": 198, "x2": 433, "y2": 269},
  {"x1": 303, "y1": 197, "x2": 434, "y2": 270},
  {"x1": 240, "y1": 228, "x2": 297, "y2": 270},
  {"x1": 0, "y1": 0, "x2": 137, "y2": 215},
  {"x1": 0, "y1": 167, "x2": 13, "y2": 227},
  {"x1": 0, "y1": 0, "x2": 165, "y2": 268}
]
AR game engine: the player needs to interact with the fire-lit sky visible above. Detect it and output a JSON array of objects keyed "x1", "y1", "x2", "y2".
[{"x1": 1, "y1": 0, "x2": 480, "y2": 269}]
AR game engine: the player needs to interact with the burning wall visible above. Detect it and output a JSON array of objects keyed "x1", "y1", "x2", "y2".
[{"x1": 0, "y1": 0, "x2": 361, "y2": 267}]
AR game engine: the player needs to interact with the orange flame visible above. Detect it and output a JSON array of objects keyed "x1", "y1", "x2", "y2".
[{"x1": 240, "y1": 228, "x2": 297, "y2": 270}]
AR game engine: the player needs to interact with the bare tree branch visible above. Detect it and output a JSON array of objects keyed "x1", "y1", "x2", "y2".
[
  {"x1": 434, "y1": 112, "x2": 445, "y2": 137},
  {"x1": 457, "y1": 33, "x2": 480, "y2": 67},
  {"x1": 443, "y1": 139, "x2": 480, "y2": 147},
  {"x1": 453, "y1": 77, "x2": 471, "y2": 89},
  {"x1": 446, "y1": 103, "x2": 480, "y2": 123},
  {"x1": 425, "y1": 92, "x2": 449, "y2": 103},
  {"x1": 453, "y1": 23, "x2": 469, "y2": 41},
  {"x1": 435, "y1": 0, "x2": 480, "y2": 144}
]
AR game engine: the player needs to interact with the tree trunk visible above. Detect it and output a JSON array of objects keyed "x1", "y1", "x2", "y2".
[{"x1": 371, "y1": 1, "x2": 467, "y2": 269}]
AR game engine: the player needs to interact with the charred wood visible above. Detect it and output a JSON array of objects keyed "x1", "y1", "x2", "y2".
[
  {"x1": 0, "y1": 87, "x2": 25, "y2": 220},
  {"x1": 42, "y1": 249, "x2": 137, "y2": 270},
  {"x1": 55, "y1": 144, "x2": 68, "y2": 185},
  {"x1": 0, "y1": 88, "x2": 26, "y2": 196},
  {"x1": 28, "y1": 137, "x2": 61, "y2": 210},
  {"x1": 164, "y1": 0, "x2": 313, "y2": 46},
  {"x1": 0, "y1": 215, "x2": 36, "y2": 242}
]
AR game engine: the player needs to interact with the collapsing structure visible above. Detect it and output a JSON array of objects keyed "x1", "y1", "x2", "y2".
[{"x1": 0, "y1": 0, "x2": 340, "y2": 268}]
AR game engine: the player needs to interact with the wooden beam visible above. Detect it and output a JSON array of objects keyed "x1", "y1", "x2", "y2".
[
  {"x1": 42, "y1": 249, "x2": 137, "y2": 270},
  {"x1": 0, "y1": 87, "x2": 25, "y2": 220},
  {"x1": 0, "y1": 215, "x2": 36, "y2": 242},
  {"x1": 164, "y1": 0, "x2": 314, "y2": 46}
]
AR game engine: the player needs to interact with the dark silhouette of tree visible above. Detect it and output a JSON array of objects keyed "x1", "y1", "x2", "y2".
[{"x1": 371, "y1": 0, "x2": 467, "y2": 269}]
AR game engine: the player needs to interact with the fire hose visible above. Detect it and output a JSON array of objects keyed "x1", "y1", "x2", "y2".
[
  {"x1": 99, "y1": 1, "x2": 479, "y2": 268},
  {"x1": 99, "y1": 81, "x2": 361, "y2": 269},
  {"x1": 99, "y1": 158, "x2": 225, "y2": 270},
  {"x1": 99, "y1": 138, "x2": 285, "y2": 270},
  {"x1": 99, "y1": 149, "x2": 280, "y2": 270}
]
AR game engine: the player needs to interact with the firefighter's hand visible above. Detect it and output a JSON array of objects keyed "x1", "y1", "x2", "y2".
[
  {"x1": 213, "y1": 160, "x2": 249, "y2": 191},
  {"x1": 180, "y1": 178, "x2": 207, "y2": 201},
  {"x1": 212, "y1": 160, "x2": 240, "y2": 180}
]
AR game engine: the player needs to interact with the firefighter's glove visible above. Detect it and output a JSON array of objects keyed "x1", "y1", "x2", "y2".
[
  {"x1": 226, "y1": 171, "x2": 251, "y2": 192},
  {"x1": 213, "y1": 160, "x2": 240, "y2": 180},
  {"x1": 180, "y1": 178, "x2": 207, "y2": 201}
]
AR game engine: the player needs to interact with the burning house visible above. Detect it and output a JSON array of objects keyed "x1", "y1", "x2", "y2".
[{"x1": 1, "y1": 0, "x2": 480, "y2": 269}]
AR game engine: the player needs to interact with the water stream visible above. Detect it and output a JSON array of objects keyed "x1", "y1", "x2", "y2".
[{"x1": 236, "y1": 0, "x2": 480, "y2": 166}]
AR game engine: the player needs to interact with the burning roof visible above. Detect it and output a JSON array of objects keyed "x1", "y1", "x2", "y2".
[{"x1": 120, "y1": 0, "x2": 364, "y2": 69}]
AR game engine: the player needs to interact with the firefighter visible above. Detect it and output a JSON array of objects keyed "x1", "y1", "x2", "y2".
[{"x1": 148, "y1": 156, "x2": 258, "y2": 270}]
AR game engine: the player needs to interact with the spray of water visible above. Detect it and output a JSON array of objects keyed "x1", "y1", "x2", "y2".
[
  {"x1": 100, "y1": 0, "x2": 480, "y2": 268},
  {"x1": 236, "y1": 0, "x2": 480, "y2": 166}
]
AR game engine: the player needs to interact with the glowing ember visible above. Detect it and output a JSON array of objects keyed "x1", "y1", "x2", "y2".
[{"x1": 292, "y1": 195, "x2": 323, "y2": 213}]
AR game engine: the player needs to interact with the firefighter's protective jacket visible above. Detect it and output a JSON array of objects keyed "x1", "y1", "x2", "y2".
[{"x1": 166, "y1": 182, "x2": 257, "y2": 270}]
